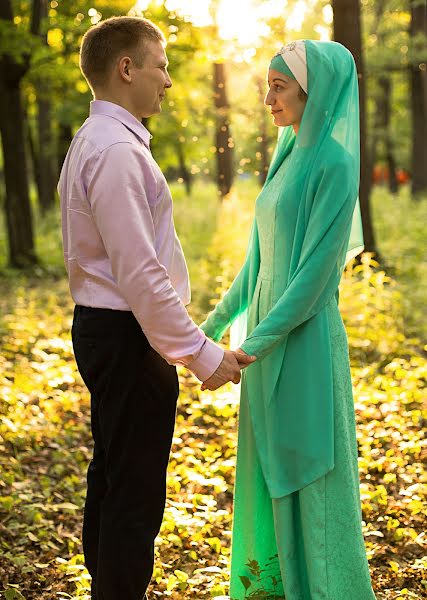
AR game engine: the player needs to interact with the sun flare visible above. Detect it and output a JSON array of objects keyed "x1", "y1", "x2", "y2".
[{"x1": 135, "y1": 0, "x2": 296, "y2": 47}]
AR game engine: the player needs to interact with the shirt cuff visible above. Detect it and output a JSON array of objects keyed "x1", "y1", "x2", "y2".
[{"x1": 187, "y1": 337, "x2": 224, "y2": 382}]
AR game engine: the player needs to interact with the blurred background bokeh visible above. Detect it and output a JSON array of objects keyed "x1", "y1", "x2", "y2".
[
  {"x1": 0, "y1": 2, "x2": 426, "y2": 599},
  {"x1": 0, "y1": 0, "x2": 426, "y2": 333}
]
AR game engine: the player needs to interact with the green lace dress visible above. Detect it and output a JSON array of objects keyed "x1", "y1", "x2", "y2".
[{"x1": 202, "y1": 155, "x2": 376, "y2": 600}]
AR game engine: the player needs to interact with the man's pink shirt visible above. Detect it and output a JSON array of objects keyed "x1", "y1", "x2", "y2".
[{"x1": 58, "y1": 99, "x2": 223, "y2": 381}]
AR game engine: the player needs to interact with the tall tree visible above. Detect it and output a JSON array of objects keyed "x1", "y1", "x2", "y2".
[
  {"x1": 138, "y1": 1, "x2": 211, "y2": 188},
  {"x1": 33, "y1": 0, "x2": 56, "y2": 213},
  {"x1": 213, "y1": 61, "x2": 233, "y2": 197},
  {"x1": 209, "y1": 0, "x2": 234, "y2": 199},
  {"x1": 0, "y1": 0, "x2": 38, "y2": 267},
  {"x1": 50, "y1": 0, "x2": 136, "y2": 176},
  {"x1": 378, "y1": 76, "x2": 398, "y2": 193},
  {"x1": 369, "y1": 0, "x2": 398, "y2": 194},
  {"x1": 409, "y1": 0, "x2": 427, "y2": 196},
  {"x1": 332, "y1": 0, "x2": 377, "y2": 255}
]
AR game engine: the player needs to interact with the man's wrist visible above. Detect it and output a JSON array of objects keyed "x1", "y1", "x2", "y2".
[{"x1": 187, "y1": 338, "x2": 224, "y2": 382}]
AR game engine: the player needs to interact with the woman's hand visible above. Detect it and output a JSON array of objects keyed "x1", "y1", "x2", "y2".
[{"x1": 234, "y1": 348, "x2": 257, "y2": 369}]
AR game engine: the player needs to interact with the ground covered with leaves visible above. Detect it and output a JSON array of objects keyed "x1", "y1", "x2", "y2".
[{"x1": 0, "y1": 184, "x2": 426, "y2": 599}]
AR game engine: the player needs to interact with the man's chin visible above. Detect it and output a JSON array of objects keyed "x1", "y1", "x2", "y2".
[
  {"x1": 140, "y1": 104, "x2": 162, "y2": 119},
  {"x1": 145, "y1": 105, "x2": 161, "y2": 117}
]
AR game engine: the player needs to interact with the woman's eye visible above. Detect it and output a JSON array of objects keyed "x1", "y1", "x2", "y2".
[{"x1": 274, "y1": 85, "x2": 283, "y2": 92}]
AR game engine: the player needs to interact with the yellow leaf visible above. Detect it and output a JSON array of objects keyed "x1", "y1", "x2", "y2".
[{"x1": 389, "y1": 561, "x2": 400, "y2": 573}]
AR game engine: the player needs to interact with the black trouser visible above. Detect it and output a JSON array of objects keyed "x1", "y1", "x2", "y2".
[{"x1": 71, "y1": 306, "x2": 179, "y2": 600}]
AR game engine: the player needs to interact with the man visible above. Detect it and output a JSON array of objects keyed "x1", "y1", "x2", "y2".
[{"x1": 58, "y1": 15, "x2": 255, "y2": 600}]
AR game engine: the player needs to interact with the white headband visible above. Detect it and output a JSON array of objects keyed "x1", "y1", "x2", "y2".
[{"x1": 279, "y1": 40, "x2": 308, "y2": 94}]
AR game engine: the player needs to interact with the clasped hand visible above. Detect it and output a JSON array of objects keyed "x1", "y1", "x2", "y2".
[{"x1": 201, "y1": 349, "x2": 256, "y2": 391}]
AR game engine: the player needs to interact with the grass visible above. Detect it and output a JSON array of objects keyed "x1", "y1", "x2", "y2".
[
  {"x1": 0, "y1": 179, "x2": 426, "y2": 599},
  {"x1": 371, "y1": 185, "x2": 427, "y2": 341}
]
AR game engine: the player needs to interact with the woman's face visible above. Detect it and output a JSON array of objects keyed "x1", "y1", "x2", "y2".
[{"x1": 265, "y1": 68, "x2": 307, "y2": 130}]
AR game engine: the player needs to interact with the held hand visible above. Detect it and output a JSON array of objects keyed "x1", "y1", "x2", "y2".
[
  {"x1": 234, "y1": 348, "x2": 257, "y2": 369},
  {"x1": 200, "y1": 349, "x2": 257, "y2": 392},
  {"x1": 201, "y1": 350, "x2": 241, "y2": 391}
]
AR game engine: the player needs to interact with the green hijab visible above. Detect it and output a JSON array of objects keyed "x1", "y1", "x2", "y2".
[
  {"x1": 267, "y1": 40, "x2": 363, "y2": 265},
  {"x1": 201, "y1": 40, "x2": 364, "y2": 498},
  {"x1": 270, "y1": 52, "x2": 299, "y2": 84}
]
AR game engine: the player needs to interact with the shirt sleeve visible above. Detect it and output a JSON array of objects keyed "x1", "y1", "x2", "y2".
[
  {"x1": 87, "y1": 142, "x2": 224, "y2": 381},
  {"x1": 240, "y1": 163, "x2": 357, "y2": 360}
]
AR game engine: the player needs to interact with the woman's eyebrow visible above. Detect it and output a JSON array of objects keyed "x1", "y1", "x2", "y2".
[{"x1": 272, "y1": 77, "x2": 288, "y2": 83}]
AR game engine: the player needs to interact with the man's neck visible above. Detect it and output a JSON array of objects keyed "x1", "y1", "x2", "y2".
[{"x1": 94, "y1": 94, "x2": 141, "y2": 122}]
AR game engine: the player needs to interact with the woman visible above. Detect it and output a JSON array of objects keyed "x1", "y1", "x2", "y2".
[{"x1": 200, "y1": 40, "x2": 377, "y2": 599}]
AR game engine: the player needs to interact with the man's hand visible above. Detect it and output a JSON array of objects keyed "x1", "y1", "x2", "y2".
[
  {"x1": 201, "y1": 350, "x2": 240, "y2": 391},
  {"x1": 201, "y1": 349, "x2": 256, "y2": 391}
]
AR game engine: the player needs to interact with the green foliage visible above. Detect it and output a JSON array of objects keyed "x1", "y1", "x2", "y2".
[
  {"x1": 173, "y1": 177, "x2": 258, "y2": 323},
  {"x1": 0, "y1": 0, "x2": 418, "y2": 261},
  {"x1": 371, "y1": 186, "x2": 427, "y2": 340},
  {"x1": 0, "y1": 188, "x2": 64, "y2": 274},
  {"x1": 0, "y1": 183, "x2": 426, "y2": 599},
  {"x1": 0, "y1": 18, "x2": 40, "y2": 66},
  {"x1": 0, "y1": 0, "x2": 423, "y2": 593},
  {"x1": 233, "y1": 555, "x2": 284, "y2": 599},
  {"x1": 363, "y1": 0, "x2": 422, "y2": 170}
]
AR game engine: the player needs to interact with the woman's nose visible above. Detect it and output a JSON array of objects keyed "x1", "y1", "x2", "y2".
[{"x1": 265, "y1": 91, "x2": 274, "y2": 106}]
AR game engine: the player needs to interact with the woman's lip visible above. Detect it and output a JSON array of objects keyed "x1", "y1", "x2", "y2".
[{"x1": 271, "y1": 109, "x2": 282, "y2": 114}]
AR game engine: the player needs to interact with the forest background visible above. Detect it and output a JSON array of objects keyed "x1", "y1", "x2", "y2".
[{"x1": 0, "y1": 0, "x2": 426, "y2": 599}]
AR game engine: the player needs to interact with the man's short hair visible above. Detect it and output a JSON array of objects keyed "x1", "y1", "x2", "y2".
[{"x1": 80, "y1": 16, "x2": 165, "y2": 91}]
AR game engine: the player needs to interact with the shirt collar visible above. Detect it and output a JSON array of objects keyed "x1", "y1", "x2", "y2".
[{"x1": 90, "y1": 100, "x2": 152, "y2": 149}]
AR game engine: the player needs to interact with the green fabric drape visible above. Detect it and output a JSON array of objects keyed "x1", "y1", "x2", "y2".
[{"x1": 200, "y1": 40, "x2": 364, "y2": 499}]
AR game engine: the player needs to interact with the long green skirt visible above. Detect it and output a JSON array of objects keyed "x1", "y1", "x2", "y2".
[{"x1": 229, "y1": 300, "x2": 377, "y2": 600}]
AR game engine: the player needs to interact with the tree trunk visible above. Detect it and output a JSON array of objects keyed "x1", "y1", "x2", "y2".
[
  {"x1": 27, "y1": 110, "x2": 41, "y2": 199},
  {"x1": 33, "y1": 0, "x2": 56, "y2": 213},
  {"x1": 386, "y1": 143, "x2": 398, "y2": 195},
  {"x1": 332, "y1": 0, "x2": 377, "y2": 255},
  {"x1": 369, "y1": 1, "x2": 398, "y2": 194},
  {"x1": 373, "y1": 76, "x2": 398, "y2": 194},
  {"x1": 0, "y1": 81, "x2": 37, "y2": 267},
  {"x1": 214, "y1": 62, "x2": 233, "y2": 198},
  {"x1": 379, "y1": 77, "x2": 398, "y2": 194},
  {"x1": 0, "y1": 0, "x2": 37, "y2": 267},
  {"x1": 409, "y1": 0, "x2": 427, "y2": 197},
  {"x1": 57, "y1": 122, "x2": 73, "y2": 178},
  {"x1": 36, "y1": 89, "x2": 56, "y2": 212},
  {"x1": 176, "y1": 142, "x2": 192, "y2": 195}
]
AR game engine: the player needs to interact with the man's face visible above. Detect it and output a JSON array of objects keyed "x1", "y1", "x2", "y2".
[{"x1": 132, "y1": 40, "x2": 172, "y2": 119}]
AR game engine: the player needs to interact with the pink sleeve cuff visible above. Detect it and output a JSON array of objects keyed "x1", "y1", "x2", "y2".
[{"x1": 187, "y1": 337, "x2": 224, "y2": 382}]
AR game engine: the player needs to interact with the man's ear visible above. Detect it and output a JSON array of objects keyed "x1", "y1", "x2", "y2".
[{"x1": 118, "y1": 56, "x2": 132, "y2": 82}]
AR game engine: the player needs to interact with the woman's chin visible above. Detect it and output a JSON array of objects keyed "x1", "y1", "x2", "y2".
[{"x1": 272, "y1": 114, "x2": 290, "y2": 127}]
